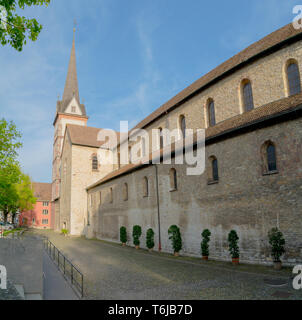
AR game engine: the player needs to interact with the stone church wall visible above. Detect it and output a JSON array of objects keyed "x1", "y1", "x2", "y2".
[{"x1": 88, "y1": 117, "x2": 302, "y2": 265}]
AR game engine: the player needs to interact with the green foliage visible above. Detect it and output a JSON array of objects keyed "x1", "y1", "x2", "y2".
[
  {"x1": 0, "y1": 0, "x2": 50, "y2": 51},
  {"x1": 228, "y1": 230, "x2": 240, "y2": 259},
  {"x1": 61, "y1": 229, "x2": 68, "y2": 235},
  {"x1": 146, "y1": 228, "x2": 155, "y2": 249},
  {"x1": 268, "y1": 228, "x2": 285, "y2": 262},
  {"x1": 120, "y1": 226, "x2": 127, "y2": 244},
  {"x1": 168, "y1": 225, "x2": 182, "y2": 253},
  {"x1": 0, "y1": 163, "x2": 21, "y2": 223},
  {"x1": 14, "y1": 173, "x2": 36, "y2": 223},
  {"x1": 132, "y1": 225, "x2": 142, "y2": 246},
  {"x1": 0, "y1": 118, "x2": 22, "y2": 167},
  {"x1": 201, "y1": 229, "x2": 211, "y2": 257}
]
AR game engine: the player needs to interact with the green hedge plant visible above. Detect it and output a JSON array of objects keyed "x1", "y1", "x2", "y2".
[
  {"x1": 268, "y1": 228, "x2": 285, "y2": 266},
  {"x1": 146, "y1": 228, "x2": 155, "y2": 251},
  {"x1": 228, "y1": 230, "x2": 240, "y2": 263},
  {"x1": 120, "y1": 226, "x2": 127, "y2": 246},
  {"x1": 132, "y1": 225, "x2": 142, "y2": 248},
  {"x1": 168, "y1": 225, "x2": 182, "y2": 256},
  {"x1": 201, "y1": 229, "x2": 211, "y2": 259}
]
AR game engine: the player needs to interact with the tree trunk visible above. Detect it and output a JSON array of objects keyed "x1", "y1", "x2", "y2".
[
  {"x1": 3, "y1": 210, "x2": 8, "y2": 224},
  {"x1": 12, "y1": 213, "x2": 16, "y2": 225}
]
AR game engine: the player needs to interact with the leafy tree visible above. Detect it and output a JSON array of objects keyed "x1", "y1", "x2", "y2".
[
  {"x1": 0, "y1": 118, "x2": 22, "y2": 167},
  {"x1": 14, "y1": 173, "x2": 36, "y2": 224},
  {"x1": 146, "y1": 228, "x2": 154, "y2": 250},
  {"x1": 0, "y1": 162, "x2": 21, "y2": 223},
  {"x1": 228, "y1": 230, "x2": 240, "y2": 259},
  {"x1": 201, "y1": 229, "x2": 211, "y2": 257},
  {"x1": 168, "y1": 225, "x2": 182, "y2": 253},
  {"x1": 268, "y1": 228, "x2": 286, "y2": 262},
  {"x1": 0, "y1": 0, "x2": 50, "y2": 51}
]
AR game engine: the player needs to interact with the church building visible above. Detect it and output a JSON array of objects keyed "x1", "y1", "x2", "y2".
[{"x1": 52, "y1": 23, "x2": 302, "y2": 265}]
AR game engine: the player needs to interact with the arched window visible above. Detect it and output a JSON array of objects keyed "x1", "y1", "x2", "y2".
[
  {"x1": 207, "y1": 100, "x2": 216, "y2": 127},
  {"x1": 242, "y1": 80, "x2": 254, "y2": 112},
  {"x1": 170, "y1": 168, "x2": 177, "y2": 191},
  {"x1": 208, "y1": 156, "x2": 219, "y2": 183},
  {"x1": 123, "y1": 183, "x2": 128, "y2": 201},
  {"x1": 179, "y1": 116, "x2": 186, "y2": 138},
  {"x1": 92, "y1": 155, "x2": 98, "y2": 170},
  {"x1": 261, "y1": 141, "x2": 277, "y2": 173},
  {"x1": 159, "y1": 128, "x2": 164, "y2": 149},
  {"x1": 143, "y1": 177, "x2": 149, "y2": 197},
  {"x1": 287, "y1": 62, "x2": 301, "y2": 96}
]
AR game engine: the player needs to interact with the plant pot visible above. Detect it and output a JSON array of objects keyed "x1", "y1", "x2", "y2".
[
  {"x1": 273, "y1": 261, "x2": 282, "y2": 270},
  {"x1": 202, "y1": 256, "x2": 208, "y2": 261},
  {"x1": 232, "y1": 258, "x2": 239, "y2": 265},
  {"x1": 135, "y1": 245, "x2": 139, "y2": 250},
  {"x1": 122, "y1": 243, "x2": 126, "y2": 247},
  {"x1": 148, "y1": 248, "x2": 153, "y2": 253},
  {"x1": 174, "y1": 252, "x2": 179, "y2": 257}
]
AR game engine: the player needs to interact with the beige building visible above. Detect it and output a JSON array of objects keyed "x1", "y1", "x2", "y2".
[{"x1": 53, "y1": 23, "x2": 302, "y2": 265}]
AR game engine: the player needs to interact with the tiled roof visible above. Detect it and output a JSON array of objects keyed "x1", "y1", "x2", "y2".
[
  {"x1": 33, "y1": 183, "x2": 52, "y2": 201},
  {"x1": 130, "y1": 23, "x2": 302, "y2": 134},
  {"x1": 66, "y1": 124, "x2": 120, "y2": 149},
  {"x1": 87, "y1": 93, "x2": 302, "y2": 190}
]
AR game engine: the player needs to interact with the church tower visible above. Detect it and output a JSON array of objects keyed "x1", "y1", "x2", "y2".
[{"x1": 51, "y1": 28, "x2": 88, "y2": 226}]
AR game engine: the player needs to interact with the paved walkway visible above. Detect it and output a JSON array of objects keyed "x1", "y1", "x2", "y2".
[
  {"x1": 31, "y1": 230, "x2": 302, "y2": 300},
  {"x1": 43, "y1": 252, "x2": 78, "y2": 300}
]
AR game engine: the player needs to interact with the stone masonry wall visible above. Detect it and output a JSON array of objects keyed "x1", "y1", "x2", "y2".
[{"x1": 89, "y1": 117, "x2": 302, "y2": 265}]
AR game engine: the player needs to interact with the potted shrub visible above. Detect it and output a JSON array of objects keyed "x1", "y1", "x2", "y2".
[
  {"x1": 268, "y1": 227, "x2": 285, "y2": 270},
  {"x1": 61, "y1": 229, "x2": 68, "y2": 237},
  {"x1": 168, "y1": 225, "x2": 182, "y2": 256},
  {"x1": 228, "y1": 230, "x2": 240, "y2": 265},
  {"x1": 146, "y1": 228, "x2": 155, "y2": 252},
  {"x1": 120, "y1": 226, "x2": 127, "y2": 246},
  {"x1": 201, "y1": 229, "x2": 211, "y2": 260},
  {"x1": 132, "y1": 225, "x2": 142, "y2": 249}
]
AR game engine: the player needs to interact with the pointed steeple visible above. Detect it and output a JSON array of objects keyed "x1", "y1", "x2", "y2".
[
  {"x1": 62, "y1": 28, "x2": 80, "y2": 104},
  {"x1": 56, "y1": 26, "x2": 87, "y2": 117}
]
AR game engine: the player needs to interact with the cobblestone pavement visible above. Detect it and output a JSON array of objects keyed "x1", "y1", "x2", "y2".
[{"x1": 30, "y1": 230, "x2": 302, "y2": 300}]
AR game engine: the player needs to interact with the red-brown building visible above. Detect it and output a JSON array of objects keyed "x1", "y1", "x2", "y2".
[{"x1": 19, "y1": 183, "x2": 52, "y2": 229}]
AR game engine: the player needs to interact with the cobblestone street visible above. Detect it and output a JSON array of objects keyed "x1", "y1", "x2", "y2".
[{"x1": 31, "y1": 230, "x2": 302, "y2": 300}]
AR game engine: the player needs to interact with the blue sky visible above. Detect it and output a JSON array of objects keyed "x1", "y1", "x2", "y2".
[{"x1": 0, "y1": 0, "x2": 298, "y2": 183}]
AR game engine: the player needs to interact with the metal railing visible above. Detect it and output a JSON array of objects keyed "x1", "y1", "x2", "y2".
[{"x1": 43, "y1": 239, "x2": 84, "y2": 298}]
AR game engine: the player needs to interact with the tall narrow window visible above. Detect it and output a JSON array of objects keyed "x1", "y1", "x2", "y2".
[
  {"x1": 267, "y1": 144, "x2": 277, "y2": 172},
  {"x1": 179, "y1": 115, "x2": 186, "y2": 138},
  {"x1": 123, "y1": 183, "x2": 128, "y2": 201},
  {"x1": 208, "y1": 156, "x2": 219, "y2": 183},
  {"x1": 170, "y1": 168, "x2": 177, "y2": 191},
  {"x1": 287, "y1": 62, "x2": 301, "y2": 96},
  {"x1": 92, "y1": 155, "x2": 98, "y2": 170},
  {"x1": 261, "y1": 141, "x2": 278, "y2": 174},
  {"x1": 143, "y1": 177, "x2": 149, "y2": 197},
  {"x1": 207, "y1": 100, "x2": 216, "y2": 127},
  {"x1": 128, "y1": 146, "x2": 132, "y2": 164},
  {"x1": 242, "y1": 81, "x2": 254, "y2": 111},
  {"x1": 159, "y1": 128, "x2": 164, "y2": 149},
  {"x1": 99, "y1": 191, "x2": 102, "y2": 205}
]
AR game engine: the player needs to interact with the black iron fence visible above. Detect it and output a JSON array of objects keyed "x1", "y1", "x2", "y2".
[{"x1": 43, "y1": 239, "x2": 84, "y2": 298}]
